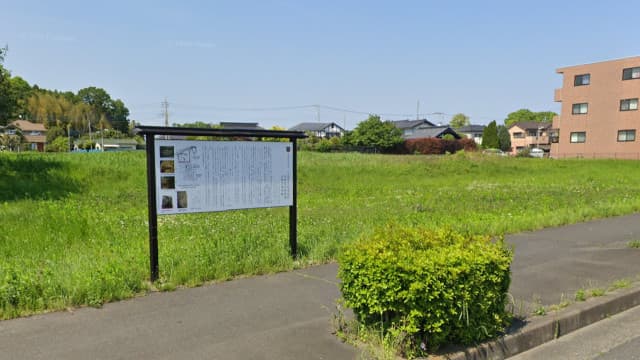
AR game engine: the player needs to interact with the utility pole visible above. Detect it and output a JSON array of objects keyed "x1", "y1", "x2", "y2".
[
  {"x1": 162, "y1": 98, "x2": 169, "y2": 127},
  {"x1": 314, "y1": 104, "x2": 320, "y2": 123},
  {"x1": 162, "y1": 98, "x2": 169, "y2": 139},
  {"x1": 416, "y1": 100, "x2": 420, "y2": 120},
  {"x1": 100, "y1": 123, "x2": 104, "y2": 152}
]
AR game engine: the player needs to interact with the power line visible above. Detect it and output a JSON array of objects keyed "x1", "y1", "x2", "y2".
[
  {"x1": 130, "y1": 101, "x2": 503, "y2": 125},
  {"x1": 170, "y1": 103, "x2": 314, "y2": 111}
]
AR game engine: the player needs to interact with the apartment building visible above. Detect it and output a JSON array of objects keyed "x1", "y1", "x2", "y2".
[
  {"x1": 508, "y1": 122, "x2": 551, "y2": 155},
  {"x1": 551, "y1": 56, "x2": 640, "y2": 159}
]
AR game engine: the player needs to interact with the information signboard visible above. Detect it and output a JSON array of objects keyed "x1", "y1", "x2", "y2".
[
  {"x1": 155, "y1": 140, "x2": 293, "y2": 214},
  {"x1": 137, "y1": 125, "x2": 306, "y2": 281}
]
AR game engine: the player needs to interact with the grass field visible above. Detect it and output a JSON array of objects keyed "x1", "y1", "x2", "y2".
[{"x1": 2, "y1": 150, "x2": 640, "y2": 319}]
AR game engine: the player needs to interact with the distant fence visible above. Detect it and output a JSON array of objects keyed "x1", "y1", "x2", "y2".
[{"x1": 552, "y1": 152, "x2": 640, "y2": 160}]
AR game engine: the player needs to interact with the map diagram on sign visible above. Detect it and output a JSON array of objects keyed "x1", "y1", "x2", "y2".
[
  {"x1": 155, "y1": 140, "x2": 293, "y2": 215},
  {"x1": 176, "y1": 146, "x2": 201, "y2": 183}
]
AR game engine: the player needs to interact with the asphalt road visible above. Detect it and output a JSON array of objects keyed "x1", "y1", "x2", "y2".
[
  {"x1": 1, "y1": 213, "x2": 640, "y2": 359},
  {"x1": 511, "y1": 305, "x2": 640, "y2": 360}
]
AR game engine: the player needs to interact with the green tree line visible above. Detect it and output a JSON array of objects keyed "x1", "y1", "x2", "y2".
[{"x1": 0, "y1": 46, "x2": 131, "y2": 136}]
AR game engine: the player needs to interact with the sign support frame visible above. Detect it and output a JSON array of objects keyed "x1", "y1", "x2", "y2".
[{"x1": 135, "y1": 126, "x2": 307, "y2": 282}]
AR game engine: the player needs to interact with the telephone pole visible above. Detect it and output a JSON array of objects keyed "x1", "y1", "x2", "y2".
[
  {"x1": 161, "y1": 98, "x2": 169, "y2": 127},
  {"x1": 161, "y1": 98, "x2": 169, "y2": 139}
]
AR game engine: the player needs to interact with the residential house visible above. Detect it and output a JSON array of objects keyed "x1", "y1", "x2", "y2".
[
  {"x1": 404, "y1": 125, "x2": 462, "y2": 140},
  {"x1": 9, "y1": 120, "x2": 47, "y2": 151},
  {"x1": 219, "y1": 122, "x2": 263, "y2": 130},
  {"x1": 552, "y1": 56, "x2": 640, "y2": 159},
  {"x1": 94, "y1": 138, "x2": 140, "y2": 151},
  {"x1": 456, "y1": 124, "x2": 485, "y2": 144},
  {"x1": 508, "y1": 122, "x2": 551, "y2": 155},
  {"x1": 391, "y1": 119, "x2": 436, "y2": 138},
  {"x1": 288, "y1": 122, "x2": 345, "y2": 138}
]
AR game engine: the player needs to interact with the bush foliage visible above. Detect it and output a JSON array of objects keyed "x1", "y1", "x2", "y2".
[
  {"x1": 338, "y1": 225, "x2": 512, "y2": 354},
  {"x1": 403, "y1": 137, "x2": 476, "y2": 155}
]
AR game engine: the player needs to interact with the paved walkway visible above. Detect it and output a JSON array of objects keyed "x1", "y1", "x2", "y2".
[{"x1": 1, "y1": 214, "x2": 640, "y2": 359}]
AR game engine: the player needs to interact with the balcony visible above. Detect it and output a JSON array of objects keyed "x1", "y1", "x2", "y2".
[{"x1": 554, "y1": 88, "x2": 562, "y2": 102}]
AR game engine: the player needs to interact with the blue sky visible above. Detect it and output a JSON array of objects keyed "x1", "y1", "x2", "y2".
[{"x1": 2, "y1": 0, "x2": 638, "y2": 129}]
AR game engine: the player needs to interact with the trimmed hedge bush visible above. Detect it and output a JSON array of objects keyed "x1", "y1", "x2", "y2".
[
  {"x1": 403, "y1": 137, "x2": 477, "y2": 155},
  {"x1": 338, "y1": 225, "x2": 512, "y2": 354}
]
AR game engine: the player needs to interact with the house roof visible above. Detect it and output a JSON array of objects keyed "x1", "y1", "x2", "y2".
[
  {"x1": 456, "y1": 124, "x2": 485, "y2": 133},
  {"x1": 509, "y1": 121, "x2": 552, "y2": 130},
  {"x1": 10, "y1": 120, "x2": 47, "y2": 132},
  {"x1": 219, "y1": 122, "x2": 263, "y2": 130},
  {"x1": 23, "y1": 135, "x2": 47, "y2": 143},
  {"x1": 392, "y1": 119, "x2": 435, "y2": 129},
  {"x1": 100, "y1": 138, "x2": 139, "y2": 146},
  {"x1": 405, "y1": 126, "x2": 461, "y2": 139},
  {"x1": 288, "y1": 122, "x2": 344, "y2": 132}
]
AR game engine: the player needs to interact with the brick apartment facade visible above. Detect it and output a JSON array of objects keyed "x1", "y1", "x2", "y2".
[{"x1": 551, "y1": 56, "x2": 640, "y2": 159}]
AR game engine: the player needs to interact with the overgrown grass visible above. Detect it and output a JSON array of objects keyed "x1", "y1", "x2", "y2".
[{"x1": 2, "y1": 151, "x2": 640, "y2": 318}]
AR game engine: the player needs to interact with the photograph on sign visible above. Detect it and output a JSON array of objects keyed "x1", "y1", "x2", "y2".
[{"x1": 154, "y1": 140, "x2": 294, "y2": 215}]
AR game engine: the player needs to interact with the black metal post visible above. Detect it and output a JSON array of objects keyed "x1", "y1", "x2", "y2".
[
  {"x1": 144, "y1": 134, "x2": 159, "y2": 282},
  {"x1": 289, "y1": 138, "x2": 298, "y2": 259}
]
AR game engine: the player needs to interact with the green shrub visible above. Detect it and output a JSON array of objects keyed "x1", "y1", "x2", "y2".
[
  {"x1": 338, "y1": 225, "x2": 512, "y2": 354},
  {"x1": 516, "y1": 148, "x2": 531, "y2": 157},
  {"x1": 46, "y1": 136, "x2": 70, "y2": 152}
]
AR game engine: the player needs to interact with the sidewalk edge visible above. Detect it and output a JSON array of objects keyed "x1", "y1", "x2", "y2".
[{"x1": 438, "y1": 285, "x2": 640, "y2": 360}]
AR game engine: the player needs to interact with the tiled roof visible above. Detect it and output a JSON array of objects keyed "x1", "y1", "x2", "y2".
[
  {"x1": 288, "y1": 122, "x2": 343, "y2": 132},
  {"x1": 219, "y1": 122, "x2": 263, "y2": 130},
  {"x1": 10, "y1": 120, "x2": 47, "y2": 132},
  {"x1": 23, "y1": 135, "x2": 47, "y2": 143},
  {"x1": 392, "y1": 119, "x2": 435, "y2": 129},
  {"x1": 509, "y1": 121, "x2": 552, "y2": 130},
  {"x1": 405, "y1": 126, "x2": 461, "y2": 139},
  {"x1": 456, "y1": 124, "x2": 485, "y2": 133}
]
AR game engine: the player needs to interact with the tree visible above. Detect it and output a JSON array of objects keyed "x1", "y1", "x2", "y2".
[
  {"x1": 0, "y1": 45, "x2": 11, "y2": 125},
  {"x1": 46, "y1": 126, "x2": 66, "y2": 143},
  {"x1": 46, "y1": 136, "x2": 70, "y2": 152},
  {"x1": 77, "y1": 86, "x2": 112, "y2": 115},
  {"x1": 534, "y1": 111, "x2": 556, "y2": 123},
  {"x1": 504, "y1": 109, "x2": 557, "y2": 127},
  {"x1": 497, "y1": 125, "x2": 511, "y2": 152},
  {"x1": 449, "y1": 113, "x2": 470, "y2": 128},
  {"x1": 109, "y1": 99, "x2": 130, "y2": 133},
  {"x1": 8, "y1": 76, "x2": 32, "y2": 119},
  {"x1": 481, "y1": 121, "x2": 499, "y2": 149},
  {"x1": 0, "y1": 126, "x2": 23, "y2": 151},
  {"x1": 351, "y1": 115, "x2": 403, "y2": 151}
]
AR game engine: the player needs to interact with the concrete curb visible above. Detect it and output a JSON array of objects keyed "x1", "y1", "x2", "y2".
[{"x1": 437, "y1": 285, "x2": 640, "y2": 359}]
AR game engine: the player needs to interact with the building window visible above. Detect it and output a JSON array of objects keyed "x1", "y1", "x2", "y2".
[
  {"x1": 574, "y1": 74, "x2": 590, "y2": 86},
  {"x1": 622, "y1": 67, "x2": 640, "y2": 80},
  {"x1": 620, "y1": 98, "x2": 638, "y2": 111},
  {"x1": 549, "y1": 128, "x2": 559, "y2": 143},
  {"x1": 617, "y1": 130, "x2": 636, "y2": 142},
  {"x1": 572, "y1": 103, "x2": 588, "y2": 114},
  {"x1": 513, "y1": 132, "x2": 524, "y2": 139},
  {"x1": 570, "y1": 132, "x2": 586, "y2": 143}
]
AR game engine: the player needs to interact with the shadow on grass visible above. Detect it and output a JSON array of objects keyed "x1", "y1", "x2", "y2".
[{"x1": 0, "y1": 155, "x2": 82, "y2": 201}]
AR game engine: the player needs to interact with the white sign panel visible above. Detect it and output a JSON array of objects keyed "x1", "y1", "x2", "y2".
[{"x1": 155, "y1": 140, "x2": 293, "y2": 215}]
